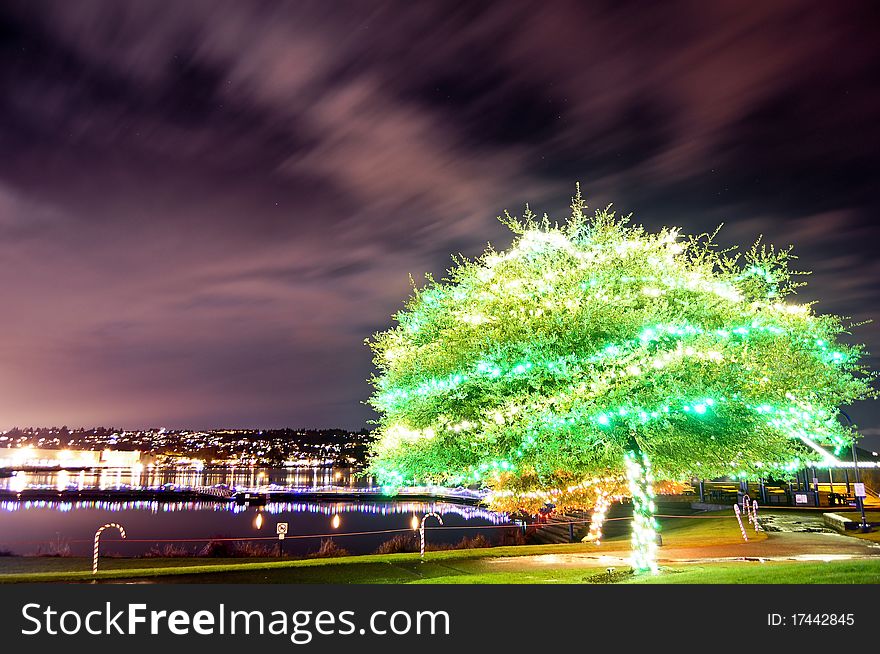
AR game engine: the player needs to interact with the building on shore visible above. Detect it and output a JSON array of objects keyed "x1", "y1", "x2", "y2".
[{"x1": 0, "y1": 447, "x2": 143, "y2": 469}]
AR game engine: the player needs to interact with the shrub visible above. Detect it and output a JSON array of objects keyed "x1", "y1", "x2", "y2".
[
  {"x1": 198, "y1": 539, "x2": 276, "y2": 558},
  {"x1": 144, "y1": 544, "x2": 194, "y2": 558},
  {"x1": 34, "y1": 536, "x2": 71, "y2": 557},
  {"x1": 375, "y1": 534, "x2": 418, "y2": 555},
  {"x1": 308, "y1": 539, "x2": 350, "y2": 559},
  {"x1": 455, "y1": 534, "x2": 492, "y2": 549},
  {"x1": 424, "y1": 541, "x2": 454, "y2": 551},
  {"x1": 232, "y1": 541, "x2": 277, "y2": 558},
  {"x1": 498, "y1": 527, "x2": 527, "y2": 546}
]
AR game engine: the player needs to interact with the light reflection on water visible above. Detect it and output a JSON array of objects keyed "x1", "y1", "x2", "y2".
[
  {"x1": 0, "y1": 468, "x2": 517, "y2": 557},
  {"x1": 1, "y1": 465, "x2": 365, "y2": 492},
  {"x1": 0, "y1": 499, "x2": 508, "y2": 520}
]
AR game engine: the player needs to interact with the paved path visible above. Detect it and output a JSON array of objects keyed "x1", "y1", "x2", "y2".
[{"x1": 481, "y1": 510, "x2": 879, "y2": 570}]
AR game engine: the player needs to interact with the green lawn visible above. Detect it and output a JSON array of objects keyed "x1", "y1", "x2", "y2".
[
  {"x1": 411, "y1": 560, "x2": 880, "y2": 584},
  {"x1": 625, "y1": 560, "x2": 880, "y2": 584},
  {"x1": 1, "y1": 552, "x2": 876, "y2": 584},
  {"x1": 618, "y1": 508, "x2": 767, "y2": 547},
  {"x1": 0, "y1": 545, "x2": 607, "y2": 583}
]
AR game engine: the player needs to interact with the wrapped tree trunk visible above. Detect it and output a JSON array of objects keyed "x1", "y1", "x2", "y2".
[{"x1": 624, "y1": 449, "x2": 659, "y2": 574}]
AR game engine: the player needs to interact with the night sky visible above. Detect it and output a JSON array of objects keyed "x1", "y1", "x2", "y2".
[{"x1": 1, "y1": 1, "x2": 879, "y2": 446}]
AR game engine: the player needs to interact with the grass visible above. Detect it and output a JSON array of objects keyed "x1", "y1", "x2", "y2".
[
  {"x1": 1, "y1": 553, "x2": 874, "y2": 585},
  {"x1": 624, "y1": 560, "x2": 880, "y2": 584},
  {"x1": 0, "y1": 544, "x2": 611, "y2": 582},
  {"x1": 411, "y1": 560, "x2": 880, "y2": 584},
  {"x1": 0, "y1": 556, "x2": 280, "y2": 576},
  {"x1": 627, "y1": 508, "x2": 766, "y2": 546}
]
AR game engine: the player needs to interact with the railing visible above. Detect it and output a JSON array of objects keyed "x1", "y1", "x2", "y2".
[
  {"x1": 192, "y1": 485, "x2": 235, "y2": 499},
  {"x1": 231, "y1": 484, "x2": 486, "y2": 501}
]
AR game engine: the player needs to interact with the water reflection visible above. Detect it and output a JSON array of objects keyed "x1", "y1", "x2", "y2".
[
  {"x1": 0, "y1": 466, "x2": 516, "y2": 557},
  {"x1": 0, "y1": 498, "x2": 517, "y2": 557},
  {"x1": 0, "y1": 498, "x2": 509, "y2": 521},
  {"x1": 1, "y1": 465, "x2": 365, "y2": 493}
]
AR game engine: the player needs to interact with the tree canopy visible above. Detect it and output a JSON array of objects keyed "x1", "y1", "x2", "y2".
[{"x1": 366, "y1": 190, "x2": 876, "y2": 513}]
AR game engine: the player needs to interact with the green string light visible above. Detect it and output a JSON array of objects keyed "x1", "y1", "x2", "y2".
[{"x1": 365, "y1": 190, "x2": 877, "y2": 568}]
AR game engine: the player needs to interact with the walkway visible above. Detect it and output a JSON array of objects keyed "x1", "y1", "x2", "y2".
[{"x1": 485, "y1": 510, "x2": 880, "y2": 571}]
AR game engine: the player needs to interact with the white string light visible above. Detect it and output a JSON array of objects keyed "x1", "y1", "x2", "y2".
[
  {"x1": 585, "y1": 492, "x2": 611, "y2": 545},
  {"x1": 625, "y1": 451, "x2": 659, "y2": 574}
]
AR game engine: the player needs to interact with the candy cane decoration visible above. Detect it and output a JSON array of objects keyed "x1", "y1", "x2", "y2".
[
  {"x1": 93, "y1": 522, "x2": 126, "y2": 574},
  {"x1": 746, "y1": 499, "x2": 761, "y2": 532},
  {"x1": 742, "y1": 493, "x2": 753, "y2": 529},
  {"x1": 419, "y1": 512, "x2": 443, "y2": 560},
  {"x1": 733, "y1": 504, "x2": 748, "y2": 542},
  {"x1": 741, "y1": 494, "x2": 761, "y2": 532}
]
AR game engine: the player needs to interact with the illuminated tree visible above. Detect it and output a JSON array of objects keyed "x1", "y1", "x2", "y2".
[{"x1": 366, "y1": 188, "x2": 876, "y2": 572}]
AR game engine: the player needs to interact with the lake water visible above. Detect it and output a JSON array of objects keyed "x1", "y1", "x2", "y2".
[{"x1": 0, "y1": 467, "x2": 517, "y2": 557}]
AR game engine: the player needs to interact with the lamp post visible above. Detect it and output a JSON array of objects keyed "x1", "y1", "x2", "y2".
[{"x1": 840, "y1": 410, "x2": 870, "y2": 533}]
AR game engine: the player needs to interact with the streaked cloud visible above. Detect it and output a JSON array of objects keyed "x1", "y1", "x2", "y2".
[{"x1": 0, "y1": 1, "x2": 877, "y2": 439}]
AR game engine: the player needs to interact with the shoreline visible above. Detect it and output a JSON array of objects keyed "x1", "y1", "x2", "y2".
[{"x1": 0, "y1": 487, "x2": 486, "y2": 506}]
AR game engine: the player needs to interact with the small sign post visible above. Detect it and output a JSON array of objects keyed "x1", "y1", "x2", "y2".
[
  {"x1": 276, "y1": 522, "x2": 288, "y2": 557},
  {"x1": 854, "y1": 483, "x2": 866, "y2": 498},
  {"x1": 794, "y1": 493, "x2": 808, "y2": 505}
]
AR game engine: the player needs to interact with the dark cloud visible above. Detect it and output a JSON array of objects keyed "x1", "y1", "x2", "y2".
[{"x1": 0, "y1": 0, "x2": 878, "y2": 444}]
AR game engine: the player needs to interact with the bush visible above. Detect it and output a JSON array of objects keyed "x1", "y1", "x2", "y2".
[
  {"x1": 454, "y1": 534, "x2": 492, "y2": 549},
  {"x1": 424, "y1": 541, "x2": 455, "y2": 551},
  {"x1": 198, "y1": 539, "x2": 276, "y2": 558},
  {"x1": 34, "y1": 537, "x2": 71, "y2": 557},
  {"x1": 232, "y1": 541, "x2": 278, "y2": 558},
  {"x1": 498, "y1": 527, "x2": 527, "y2": 546},
  {"x1": 198, "y1": 540, "x2": 236, "y2": 558},
  {"x1": 375, "y1": 534, "x2": 418, "y2": 555},
  {"x1": 584, "y1": 568, "x2": 635, "y2": 584},
  {"x1": 143, "y1": 544, "x2": 194, "y2": 558},
  {"x1": 308, "y1": 539, "x2": 350, "y2": 559}
]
